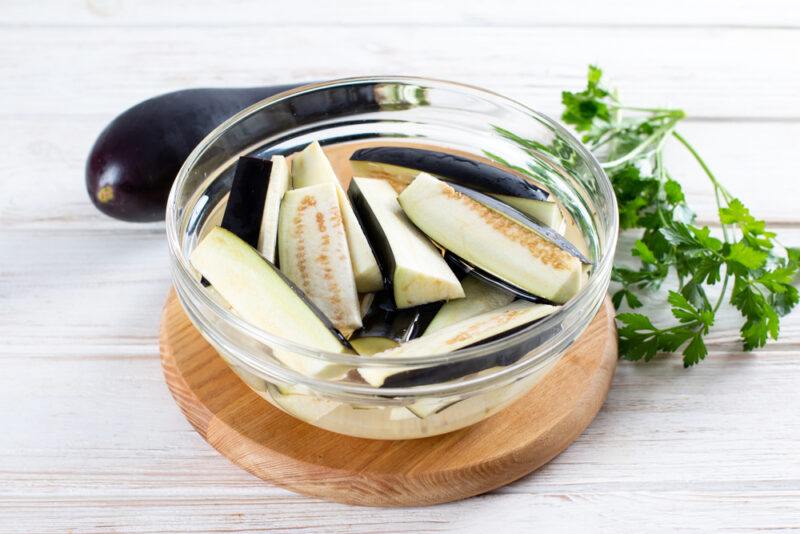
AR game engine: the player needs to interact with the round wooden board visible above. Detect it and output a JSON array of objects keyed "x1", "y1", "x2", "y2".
[{"x1": 160, "y1": 290, "x2": 617, "y2": 507}]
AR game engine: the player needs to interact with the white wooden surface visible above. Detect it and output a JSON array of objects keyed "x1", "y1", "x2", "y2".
[{"x1": 1, "y1": 2, "x2": 799, "y2": 532}]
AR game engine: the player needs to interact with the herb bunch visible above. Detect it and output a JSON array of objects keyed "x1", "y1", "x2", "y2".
[{"x1": 560, "y1": 66, "x2": 799, "y2": 366}]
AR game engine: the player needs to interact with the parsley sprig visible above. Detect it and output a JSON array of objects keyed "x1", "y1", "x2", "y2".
[{"x1": 561, "y1": 66, "x2": 799, "y2": 366}]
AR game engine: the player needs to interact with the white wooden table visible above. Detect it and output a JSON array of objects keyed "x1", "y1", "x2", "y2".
[{"x1": 2, "y1": 2, "x2": 799, "y2": 532}]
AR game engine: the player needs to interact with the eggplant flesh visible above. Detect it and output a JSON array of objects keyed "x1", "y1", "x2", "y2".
[
  {"x1": 350, "y1": 336, "x2": 399, "y2": 356},
  {"x1": 447, "y1": 182, "x2": 590, "y2": 264},
  {"x1": 191, "y1": 227, "x2": 352, "y2": 379},
  {"x1": 350, "y1": 146, "x2": 549, "y2": 201},
  {"x1": 398, "y1": 173, "x2": 584, "y2": 304},
  {"x1": 491, "y1": 193, "x2": 565, "y2": 233},
  {"x1": 348, "y1": 177, "x2": 464, "y2": 308},
  {"x1": 277, "y1": 183, "x2": 362, "y2": 335},
  {"x1": 358, "y1": 300, "x2": 559, "y2": 387},
  {"x1": 424, "y1": 276, "x2": 515, "y2": 334},
  {"x1": 292, "y1": 141, "x2": 384, "y2": 293},
  {"x1": 258, "y1": 155, "x2": 290, "y2": 263}
]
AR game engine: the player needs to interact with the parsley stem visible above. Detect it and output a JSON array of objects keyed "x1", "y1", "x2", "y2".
[
  {"x1": 601, "y1": 120, "x2": 678, "y2": 169},
  {"x1": 672, "y1": 130, "x2": 734, "y2": 244},
  {"x1": 611, "y1": 105, "x2": 685, "y2": 118}
]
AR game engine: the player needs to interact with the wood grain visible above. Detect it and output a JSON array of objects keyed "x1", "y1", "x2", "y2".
[
  {"x1": 6, "y1": 0, "x2": 800, "y2": 27},
  {"x1": 159, "y1": 291, "x2": 617, "y2": 506},
  {"x1": 2, "y1": 27, "x2": 799, "y2": 120}
]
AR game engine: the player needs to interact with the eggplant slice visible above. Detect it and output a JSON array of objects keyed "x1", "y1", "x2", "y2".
[
  {"x1": 278, "y1": 183, "x2": 362, "y2": 336},
  {"x1": 201, "y1": 156, "x2": 273, "y2": 286},
  {"x1": 424, "y1": 276, "x2": 515, "y2": 335},
  {"x1": 257, "y1": 155, "x2": 290, "y2": 263},
  {"x1": 358, "y1": 300, "x2": 559, "y2": 387},
  {"x1": 220, "y1": 156, "x2": 272, "y2": 247},
  {"x1": 398, "y1": 173, "x2": 585, "y2": 304},
  {"x1": 348, "y1": 177, "x2": 464, "y2": 308},
  {"x1": 350, "y1": 146, "x2": 564, "y2": 229},
  {"x1": 292, "y1": 141, "x2": 383, "y2": 292},
  {"x1": 350, "y1": 146, "x2": 549, "y2": 200},
  {"x1": 191, "y1": 227, "x2": 352, "y2": 379}
]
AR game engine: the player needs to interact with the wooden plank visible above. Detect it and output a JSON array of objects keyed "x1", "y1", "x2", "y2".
[
  {"x1": 0, "y1": 27, "x2": 798, "y2": 120},
  {"x1": 2, "y1": 225, "x2": 799, "y2": 368},
  {"x1": 1, "y1": 348, "x2": 798, "y2": 531},
  {"x1": 1, "y1": 115, "x2": 797, "y2": 231},
  {"x1": 2, "y1": 227, "x2": 799, "y2": 362},
  {"x1": 4, "y1": 0, "x2": 800, "y2": 28}
]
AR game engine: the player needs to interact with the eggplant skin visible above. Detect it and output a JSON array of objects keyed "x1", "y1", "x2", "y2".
[
  {"x1": 351, "y1": 290, "x2": 441, "y2": 343},
  {"x1": 350, "y1": 146, "x2": 549, "y2": 201},
  {"x1": 86, "y1": 85, "x2": 303, "y2": 222},
  {"x1": 347, "y1": 179, "x2": 392, "y2": 288},
  {"x1": 220, "y1": 156, "x2": 272, "y2": 248}
]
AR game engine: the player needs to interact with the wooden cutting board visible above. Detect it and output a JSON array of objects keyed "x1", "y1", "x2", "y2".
[{"x1": 160, "y1": 290, "x2": 617, "y2": 506}]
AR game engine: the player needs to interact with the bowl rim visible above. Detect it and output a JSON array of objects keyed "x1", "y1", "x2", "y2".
[{"x1": 166, "y1": 76, "x2": 618, "y2": 385}]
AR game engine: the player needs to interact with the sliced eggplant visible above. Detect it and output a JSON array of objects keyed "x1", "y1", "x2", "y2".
[
  {"x1": 220, "y1": 156, "x2": 272, "y2": 247},
  {"x1": 348, "y1": 177, "x2": 464, "y2": 308},
  {"x1": 424, "y1": 277, "x2": 515, "y2": 334},
  {"x1": 200, "y1": 156, "x2": 273, "y2": 287},
  {"x1": 278, "y1": 183, "x2": 362, "y2": 336},
  {"x1": 292, "y1": 141, "x2": 383, "y2": 292},
  {"x1": 444, "y1": 253, "x2": 549, "y2": 303},
  {"x1": 398, "y1": 173, "x2": 584, "y2": 304},
  {"x1": 349, "y1": 290, "x2": 441, "y2": 355},
  {"x1": 257, "y1": 155, "x2": 290, "y2": 263},
  {"x1": 350, "y1": 146, "x2": 549, "y2": 200},
  {"x1": 190, "y1": 227, "x2": 351, "y2": 378},
  {"x1": 350, "y1": 146, "x2": 563, "y2": 229},
  {"x1": 358, "y1": 300, "x2": 559, "y2": 387}
]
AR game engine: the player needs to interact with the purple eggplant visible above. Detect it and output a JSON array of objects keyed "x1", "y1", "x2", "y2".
[{"x1": 86, "y1": 85, "x2": 303, "y2": 222}]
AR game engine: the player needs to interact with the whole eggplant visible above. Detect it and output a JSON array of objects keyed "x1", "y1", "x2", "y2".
[{"x1": 86, "y1": 85, "x2": 303, "y2": 222}]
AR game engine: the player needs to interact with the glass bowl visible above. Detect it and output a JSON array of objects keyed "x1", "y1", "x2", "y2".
[{"x1": 166, "y1": 77, "x2": 617, "y2": 440}]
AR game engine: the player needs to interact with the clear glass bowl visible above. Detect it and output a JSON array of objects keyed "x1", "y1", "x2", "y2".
[{"x1": 166, "y1": 77, "x2": 617, "y2": 440}]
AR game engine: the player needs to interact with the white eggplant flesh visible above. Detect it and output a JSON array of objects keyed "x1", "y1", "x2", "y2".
[
  {"x1": 348, "y1": 177, "x2": 464, "y2": 308},
  {"x1": 491, "y1": 194, "x2": 565, "y2": 233},
  {"x1": 278, "y1": 183, "x2": 362, "y2": 336},
  {"x1": 424, "y1": 277, "x2": 515, "y2": 334},
  {"x1": 358, "y1": 300, "x2": 558, "y2": 387},
  {"x1": 267, "y1": 384, "x2": 340, "y2": 422},
  {"x1": 257, "y1": 155, "x2": 291, "y2": 262},
  {"x1": 292, "y1": 141, "x2": 383, "y2": 292},
  {"x1": 398, "y1": 173, "x2": 583, "y2": 304},
  {"x1": 350, "y1": 336, "x2": 399, "y2": 356},
  {"x1": 190, "y1": 227, "x2": 350, "y2": 379}
]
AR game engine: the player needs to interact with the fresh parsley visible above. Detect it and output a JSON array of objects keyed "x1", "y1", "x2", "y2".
[{"x1": 497, "y1": 66, "x2": 799, "y2": 367}]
